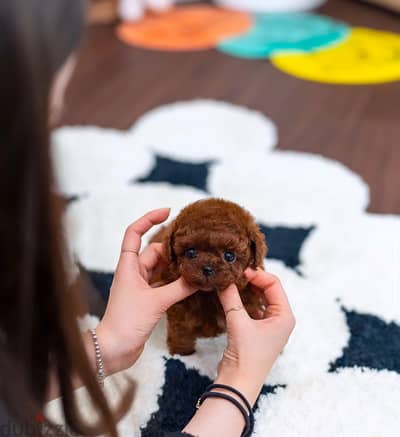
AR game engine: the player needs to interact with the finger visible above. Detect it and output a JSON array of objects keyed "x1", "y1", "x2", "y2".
[
  {"x1": 245, "y1": 268, "x2": 290, "y2": 309},
  {"x1": 121, "y1": 208, "x2": 170, "y2": 254},
  {"x1": 139, "y1": 242, "x2": 165, "y2": 273},
  {"x1": 114, "y1": 209, "x2": 170, "y2": 287},
  {"x1": 155, "y1": 277, "x2": 197, "y2": 309},
  {"x1": 218, "y1": 284, "x2": 249, "y2": 321}
]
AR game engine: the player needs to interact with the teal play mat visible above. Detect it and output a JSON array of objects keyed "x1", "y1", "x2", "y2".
[{"x1": 217, "y1": 12, "x2": 349, "y2": 59}]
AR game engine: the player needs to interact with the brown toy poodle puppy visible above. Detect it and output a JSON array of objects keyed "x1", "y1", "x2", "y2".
[{"x1": 150, "y1": 198, "x2": 268, "y2": 355}]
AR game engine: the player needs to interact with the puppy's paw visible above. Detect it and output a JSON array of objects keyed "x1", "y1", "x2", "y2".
[{"x1": 246, "y1": 304, "x2": 267, "y2": 320}]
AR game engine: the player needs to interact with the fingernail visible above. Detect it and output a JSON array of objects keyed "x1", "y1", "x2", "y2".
[
  {"x1": 244, "y1": 267, "x2": 256, "y2": 276},
  {"x1": 220, "y1": 283, "x2": 235, "y2": 293}
]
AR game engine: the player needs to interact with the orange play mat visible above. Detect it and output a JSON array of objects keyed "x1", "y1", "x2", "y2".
[{"x1": 116, "y1": 6, "x2": 252, "y2": 51}]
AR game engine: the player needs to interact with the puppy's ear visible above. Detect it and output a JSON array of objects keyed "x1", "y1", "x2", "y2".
[
  {"x1": 162, "y1": 222, "x2": 177, "y2": 264},
  {"x1": 248, "y1": 222, "x2": 267, "y2": 268}
]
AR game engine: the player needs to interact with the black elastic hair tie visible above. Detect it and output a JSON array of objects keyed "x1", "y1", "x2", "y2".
[
  {"x1": 205, "y1": 383, "x2": 255, "y2": 434},
  {"x1": 197, "y1": 385, "x2": 254, "y2": 436},
  {"x1": 206, "y1": 383, "x2": 253, "y2": 415}
]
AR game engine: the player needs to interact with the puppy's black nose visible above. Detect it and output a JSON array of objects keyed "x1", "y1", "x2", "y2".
[{"x1": 202, "y1": 265, "x2": 214, "y2": 277}]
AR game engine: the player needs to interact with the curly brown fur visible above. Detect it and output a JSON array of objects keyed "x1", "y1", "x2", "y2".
[{"x1": 149, "y1": 198, "x2": 267, "y2": 355}]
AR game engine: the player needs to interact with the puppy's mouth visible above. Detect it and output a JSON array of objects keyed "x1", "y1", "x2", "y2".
[
  {"x1": 199, "y1": 286, "x2": 216, "y2": 292},
  {"x1": 189, "y1": 279, "x2": 216, "y2": 292}
]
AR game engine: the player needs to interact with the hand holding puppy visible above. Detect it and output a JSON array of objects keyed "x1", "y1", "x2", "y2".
[
  {"x1": 216, "y1": 268, "x2": 296, "y2": 406},
  {"x1": 183, "y1": 268, "x2": 295, "y2": 436},
  {"x1": 96, "y1": 208, "x2": 195, "y2": 375}
]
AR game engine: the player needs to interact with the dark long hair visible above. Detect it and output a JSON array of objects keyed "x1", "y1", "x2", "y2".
[{"x1": 0, "y1": 0, "x2": 133, "y2": 435}]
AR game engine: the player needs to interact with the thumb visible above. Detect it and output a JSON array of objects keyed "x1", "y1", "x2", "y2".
[
  {"x1": 156, "y1": 277, "x2": 196, "y2": 309},
  {"x1": 218, "y1": 284, "x2": 249, "y2": 322}
]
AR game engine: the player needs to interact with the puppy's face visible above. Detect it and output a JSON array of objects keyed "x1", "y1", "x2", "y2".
[{"x1": 164, "y1": 199, "x2": 267, "y2": 292}]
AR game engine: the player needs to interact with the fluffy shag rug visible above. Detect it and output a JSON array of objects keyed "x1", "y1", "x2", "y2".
[{"x1": 47, "y1": 100, "x2": 400, "y2": 436}]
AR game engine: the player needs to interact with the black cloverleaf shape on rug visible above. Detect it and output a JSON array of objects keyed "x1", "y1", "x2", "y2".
[
  {"x1": 134, "y1": 154, "x2": 216, "y2": 193},
  {"x1": 141, "y1": 358, "x2": 285, "y2": 436},
  {"x1": 85, "y1": 270, "x2": 114, "y2": 302},
  {"x1": 329, "y1": 308, "x2": 400, "y2": 374},
  {"x1": 259, "y1": 224, "x2": 315, "y2": 273}
]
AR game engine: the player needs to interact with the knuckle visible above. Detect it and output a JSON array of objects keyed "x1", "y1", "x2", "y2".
[
  {"x1": 126, "y1": 223, "x2": 136, "y2": 233},
  {"x1": 269, "y1": 273, "x2": 279, "y2": 281},
  {"x1": 125, "y1": 223, "x2": 140, "y2": 239},
  {"x1": 272, "y1": 274, "x2": 282, "y2": 286},
  {"x1": 274, "y1": 313, "x2": 295, "y2": 332},
  {"x1": 124, "y1": 224, "x2": 133, "y2": 236},
  {"x1": 267, "y1": 273, "x2": 281, "y2": 285},
  {"x1": 286, "y1": 313, "x2": 296, "y2": 331}
]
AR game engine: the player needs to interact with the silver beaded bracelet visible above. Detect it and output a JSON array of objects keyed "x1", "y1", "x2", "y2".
[{"x1": 89, "y1": 328, "x2": 106, "y2": 388}]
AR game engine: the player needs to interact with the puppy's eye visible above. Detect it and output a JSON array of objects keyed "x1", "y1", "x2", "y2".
[
  {"x1": 223, "y1": 251, "x2": 236, "y2": 263},
  {"x1": 184, "y1": 248, "x2": 197, "y2": 259}
]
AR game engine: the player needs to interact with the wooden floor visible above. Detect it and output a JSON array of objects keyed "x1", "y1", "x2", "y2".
[{"x1": 61, "y1": 0, "x2": 400, "y2": 214}]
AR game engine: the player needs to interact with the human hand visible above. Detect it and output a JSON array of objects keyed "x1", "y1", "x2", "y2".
[
  {"x1": 96, "y1": 208, "x2": 195, "y2": 375},
  {"x1": 216, "y1": 268, "x2": 295, "y2": 405}
]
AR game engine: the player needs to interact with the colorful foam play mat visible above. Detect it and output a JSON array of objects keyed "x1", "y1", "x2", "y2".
[
  {"x1": 116, "y1": 6, "x2": 400, "y2": 84},
  {"x1": 116, "y1": 5, "x2": 252, "y2": 51},
  {"x1": 271, "y1": 27, "x2": 400, "y2": 84},
  {"x1": 217, "y1": 12, "x2": 348, "y2": 59},
  {"x1": 48, "y1": 100, "x2": 400, "y2": 436}
]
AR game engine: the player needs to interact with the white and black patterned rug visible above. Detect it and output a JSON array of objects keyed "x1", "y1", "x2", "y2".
[{"x1": 47, "y1": 100, "x2": 400, "y2": 437}]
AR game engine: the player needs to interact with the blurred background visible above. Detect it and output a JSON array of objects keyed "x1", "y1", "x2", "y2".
[{"x1": 61, "y1": 0, "x2": 400, "y2": 214}]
